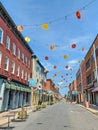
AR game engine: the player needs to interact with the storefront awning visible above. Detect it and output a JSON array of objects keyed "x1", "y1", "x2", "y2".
[{"x1": 92, "y1": 87, "x2": 98, "y2": 92}]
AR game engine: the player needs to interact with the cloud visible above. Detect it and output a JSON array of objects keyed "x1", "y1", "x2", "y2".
[
  {"x1": 68, "y1": 59, "x2": 78, "y2": 65},
  {"x1": 41, "y1": 62, "x2": 53, "y2": 71}
]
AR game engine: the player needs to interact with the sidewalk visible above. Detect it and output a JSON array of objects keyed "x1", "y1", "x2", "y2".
[
  {"x1": 79, "y1": 103, "x2": 98, "y2": 115},
  {"x1": 0, "y1": 106, "x2": 34, "y2": 126}
]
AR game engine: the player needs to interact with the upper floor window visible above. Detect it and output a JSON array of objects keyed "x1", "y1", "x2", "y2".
[
  {"x1": 28, "y1": 72, "x2": 30, "y2": 81},
  {"x1": 22, "y1": 53, "x2": 24, "y2": 63},
  {"x1": 91, "y1": 52, "x2": 95, "y2": 61},
  {"x1": 86, "y1": 59, "x2": 90, "y2": 70},
  {"x1": 95, "y1": 46, "x2": 98, "y2": 57},
  {"x1": 18, "y1": 48, "x2": 20, "y2": 59},
  {"x1": 25, "y1": 57, "x2": 27, "y2": 66},
  {"x1": 11, "y1": 61, "x2": 15, "y2": 74},
  {"x1": 17, "y1": 65, "x2": 20, "y2": 77},
  {"x1": 12, "y1": 43, "x2": 16, "y2": 55},
  {"x1": 25, "y1": 72, "x2": 27, "y2": 80},
  {"x1": 6, "y1": 36, "x2": 10, "y2": 50},
  {"x1": 0, "y1": 28, "x2": 3, "y2": 44},
  {"x1": 21, "y1": 69, "x2": 24, "y2": 79},
  {"x1": 0, "y1": 51, "x2": 2, "y2": 68},
  {"x1": 28, "y1": 60, "x2": 30, "y2": 68},
  {"x1": 4, "y1": 56, "x2": 9, "y2": 71},
  {"x1": 87, "y1": 74, "x2": 92, "y2": 85}
]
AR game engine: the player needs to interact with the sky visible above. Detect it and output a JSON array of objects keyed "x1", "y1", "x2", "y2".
[{"x1": 1, "y1": 0, "x2": 98, "y2": 95}]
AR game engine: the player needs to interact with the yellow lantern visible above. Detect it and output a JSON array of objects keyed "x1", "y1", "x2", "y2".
[
  {"x1": 42, "y1": 24, "x2": 49, "y2": 30},
  {"x1": 58, "y1": 72, "x2": 61, "y2": 75},
  {"x1": 64, "y1": 55, "x2": 68, "y2": 59},
  {"x1": 25, "y1": 37, "x2": 31, "y2": 42},
  {"x1": 17, "y1": 25, "x2": 23, "y2": 31},
  {"x1": 35, "y1": 58, "x2": 39, "y2": 61}
]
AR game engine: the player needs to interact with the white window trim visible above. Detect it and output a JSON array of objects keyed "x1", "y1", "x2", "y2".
[
  {"x1": 6, "y1": 36, "x2": 10, "y2": 50},
  {"x1": 11, "y1": 61, "x2": 15, "y2": 74},
  {"x1": 17, "y1": 65, "x2": 20, "y2": 77},
  {"x1": 0, "y1": 51, "x2": 2, "y2": 68},
  {"x1": 0, "y1": 28, "x2": 3, "y2": 44},
  {"x1": 18, "y1": 48, "x2": 20, "y2": 59},
  {"x1": 12, "y1": 43, "x2": 16, "y2": 55},
  {"x1": 4, "y1": 56, "x2": 9, "y2": 71}
]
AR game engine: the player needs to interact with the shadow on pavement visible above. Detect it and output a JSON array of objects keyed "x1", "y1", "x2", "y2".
[{"x1": 0, "y1": 126, "x2": 15, "y2": 129}]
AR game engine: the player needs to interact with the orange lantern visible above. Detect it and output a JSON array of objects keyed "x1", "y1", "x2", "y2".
[
  {"x1": 72, "y1": 43, "x2": 76, "y2": 48},
  {"x1": 50, "y1": 45, "x2": 55, "y2": 50},
  {"x1": 17, "y1": 25, "x2": 23, "y2": 31},
  {"x1": 45, "y1": 56, "x2": 49, "y2": 60},
  {"x1": 53, "y1": 65, "x2": 57, "y2": 69},
  {"x1": 76, "y1": 11, "x2": 81, "y2": 19},
  {"x1": 82, "y1": 47, "x2": 85, "y2": 51}
]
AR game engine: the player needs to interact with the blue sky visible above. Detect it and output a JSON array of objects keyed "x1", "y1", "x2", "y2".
[{"x1": 1, "y1": 0, "x2": 98, "y2": 95}]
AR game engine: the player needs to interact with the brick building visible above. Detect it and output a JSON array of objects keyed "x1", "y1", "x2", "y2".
[{"x1": 0, "y1": 3, "x2": 33, "y2": 112}]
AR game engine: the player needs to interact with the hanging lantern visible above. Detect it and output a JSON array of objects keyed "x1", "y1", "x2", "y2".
[
  {"x1": 76, "y1": 11, "x2": 81, "y2": 19},
  {"x1": 64, "y1": 55, "x2": 68, "y2": 59},
  {"x1": 66, "y1": 73, "x2": 68, "y2": 76},
  {"x1": 45, "y1": 56, "x2": 49, "y2": 60},
  {"x1": 44, "y1": 69, "x2": 48, "y2": 73},
  {"x1": 35, "y1": 57, "x2": 39, "y2": 61},
  {"x1": 25, "y1": 37, "x2": 31, "y2": 42},
  {"x1": 61, "y1": 76, "x2": 63, "y2": 78},
  {"x1": 82, "y1": 47, "x2": 85, "y2": 52},
  {"x1": 65, "y1": 65, "x2": 68, "y2": 69},
  {"x1": 58, "y1": 72, "x2": 61, "y2": 75},
  {"x1": 72, "y1": 43, "x2": 76, "y2": 48},
  {"x1": 50, "y1": 45, "x2": 55, "y2": 50},
  {"x1": 78, "y1": 60, "x2": 81, "y2": 64},
  {"x1": 42, "y1": 24, "x2": 49, "y2": 30},
  {"x1": 17, "y1": 25, "x2": 23, "y2": 31},
  {"x1": 53, "y1": 65, "x2": 57, "y2": 69},
  {"x1": 54, "y1": 74, "x2": 56, "y2": 77}
]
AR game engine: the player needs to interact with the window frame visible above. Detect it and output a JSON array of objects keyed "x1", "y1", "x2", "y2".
[
  {"x1": 0, "y1": 28, "x2": 4, "y2": 44},
  {"x1": 11, "y1": 61, "x2": 15, "y2": 74},
  {"x1": 6, "y1": 36, "x2": 10, "y2": 50},
  {"x1": 4, "y1": 56, "x2": 9, "y2": 71},
  {"x1": 0, "y1": 51, "x2": 2, "y2": 68}
]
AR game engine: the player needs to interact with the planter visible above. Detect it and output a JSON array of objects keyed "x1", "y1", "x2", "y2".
[
  {"x1": 18, "y1": 111, "x2": 27, "y2": 119},
  {"x1": 85, "y1": 101, "x2": 89, "y2": 108}
]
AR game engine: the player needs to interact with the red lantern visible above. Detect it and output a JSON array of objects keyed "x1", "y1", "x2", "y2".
[
  {"x1": 72, "y1": 44, "x2": 76, "y2": 48},
  {"x1": 76, "y1": 11, "x2": 81, "y2": 19},
  {"x1": 54, "y1": 74, "x2": 56, "y2": 76},
  {"x1": 54, "y1": 65, "x2": 57, "y2": 69},
  {"x1": 65, "y1": 65, "x2": 68, "y2": 69},
  {"x1": 45, "y1": 56, "x2": 49, "y2": 60}
]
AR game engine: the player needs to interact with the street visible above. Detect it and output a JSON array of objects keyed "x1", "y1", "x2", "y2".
[{"x1": 2, "y1": 102, "x2": 98, "y2": 130}]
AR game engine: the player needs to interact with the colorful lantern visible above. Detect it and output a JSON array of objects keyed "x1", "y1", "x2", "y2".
[
  {"x1": 54, "y1": 74, "x2": 56, "y2": 77},
  {"x1": 42, "y1": 24, "x2": 49, "y2": 30},
  {"x1": 45, "y1": 56, "x2": 49, "y2": 60},
  {"x1": 17, "y1": 25, "x2": 23, "y2": 31},
  {"x1": 72, "y1": 43, "x2": 76, "y2": 48},
  {"x1": 65, "y1": 65, "x2": 68, "y2": 69},
  {"x1": 58, "y1": 72, "x2": 61, "y2": 75},
  {"x1": 61, "y1": 76, "x2": 63, "y2": 78},
  {"x1": 25, "y1": 37, "x2": 31, "y2": 42},
  {"x1": 64, "y1": 55, "x2": 68, "y2": 59},
  {"x1": 76, "y1": 11, "x2": 81, "y2": 19},
  {"x1": 35, "y1": 58, "x2": 39, "y2": 61},
  {"x1": 50, "y1": 45, "x2": 55, "y2": 50},
  {"x1": 53, "y1": 65, "x2": 57, "y2": 69},
  {"x1": 82, "y1": 47, "x2": 85, "y2": 51}
]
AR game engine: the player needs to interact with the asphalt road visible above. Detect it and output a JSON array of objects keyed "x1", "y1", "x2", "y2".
[{"x1": 1, "y1": 102, "x2": 98, "y2": 130}]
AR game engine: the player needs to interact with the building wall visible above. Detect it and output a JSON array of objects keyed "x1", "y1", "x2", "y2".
[{"x1": 0, "y1": 16, "x2": 32, "y2": 85}]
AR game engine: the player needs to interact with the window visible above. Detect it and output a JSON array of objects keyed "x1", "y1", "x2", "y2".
[
  {"x1": 21, "y1": 69, "x2": 24, "y2": 79},
  {"x1": 87, "y1": 74, "x2": 92, "y2": 84},
  {"x1": 0, "y1": 28, "x2": 3, "y2": 44},
  {"x1": 25, "y1": 72, "x2": 27, "y2": 80},
  {"x1": 22, "y1": 53, "x2": 24, "y2": 63},
  {"x1": 28, "y1": 72, "x2": 30, "y2": 81},
  {"x1": 86, "y1": 59, "x2": 90, "y2": 70},
  {"x1": 91, "y1": 53, "x2": 95, "y2": 61},
  {"x1": 18, "y1": 48, "x2": 20, "y2": 59},
  {"x1": 4, "y1": 56, "x2": 9, "y2": 71},
  {"x1": 28, "y1": 60, "x2": 30, "y2": 68},
  {"x1": 0, "y1": 51, "x2": 2, "y2": 68},
  {"x1": 95, "y1": 46, "x2": 98, "y2": 57},
  {"x1": 12, "y1": 43, "x2": 16, "y2": 55},
  {"x1": 11, "y1": 61, "x2": 15, "y2": 74},
  {"x1": 25, "y1": 57, "x2": 27, "y2": 66},
  {"x1": 6, "y1": 36, "x2": 10, "y2": 50},
  {"x1": 17, "y1": 65, "x2": 20, "y2": 76}
]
